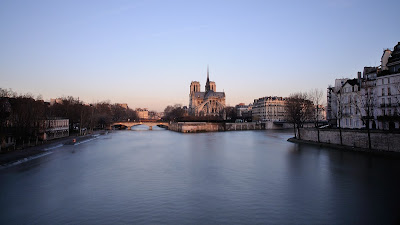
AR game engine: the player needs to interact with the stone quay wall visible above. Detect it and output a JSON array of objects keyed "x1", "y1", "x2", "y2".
[
  {"x1": 298, "y1": 128, "x2": 400, "y2": 152},
  {"x1": 169, "y1": 122, "x2": 264, "y2": 133},
  {"x1": 169, "y1": 122, "x2": 224, "y2": 133},
  {"x1": 225, "y1": 122, "x2": 263, "y2": 131}
]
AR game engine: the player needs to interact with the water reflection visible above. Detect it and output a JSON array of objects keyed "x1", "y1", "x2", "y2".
[{"x1": 0, "y1": 130, "x2": 399, "y2": 224}]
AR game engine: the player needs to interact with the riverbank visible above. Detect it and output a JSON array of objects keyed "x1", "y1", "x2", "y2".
[
  {"x1": 168, "y1": 122, "x2": 268, "y2": 133},
  {"x1": 0, "y1": 130, "x2": 108, "y2": 167},
  {"x1": 293, "y1": 128, "x2": 400, "y2": 152}
]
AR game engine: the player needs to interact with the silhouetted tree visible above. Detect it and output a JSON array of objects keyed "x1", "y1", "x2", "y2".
[
  {"x1": 309, "y1": 89, "x2": 324, "y2": 142},
  {"x1": 224, "y1": 106, "x2": 237, "y2": 122},
  {"x1": 285, "y1": 92, "x2": 314, "y2": 139},
  {"x1": 358, "y1": 80, "x2": 376, "y2": 150},
  {"x1": 163, "y1": 104, "x2": 186, "y2": 121}
]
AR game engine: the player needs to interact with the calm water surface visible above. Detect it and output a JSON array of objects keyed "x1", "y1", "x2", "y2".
[{"x1": 1, "y1": 128, "x2": 400, "y2": 224}]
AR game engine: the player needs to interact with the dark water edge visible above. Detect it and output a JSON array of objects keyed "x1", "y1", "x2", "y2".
[
  {"x1": 0, "y1": 129, "x2": 399, "y2": 225},
  {"x1": 288, "y1": 137, "x2": 400, "y2": 158}
]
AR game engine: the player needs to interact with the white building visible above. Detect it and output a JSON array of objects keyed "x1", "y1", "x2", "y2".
[
  {"x1": 136, "y1": 108, "x2": 149, "y2": 119},
  {"x1": 340, "y1": 78, "x2": 363, "y2": 128},
  {"x1": 327, "y1": 78, "x2": 349, "y2": 126},
  {"x1": 327, "y1": 42, "x2": 400, "y2": 131},
  {"x1": 40, "y1": 118, "x2": 69, "y2": 140},
  {"x1": 252, "y1": 96, "x2": 286, "y2": 122},
  {"x1": 374, "y1": 42, "x2": 400, "y2": 130},
  {"x1": 375, "y1": 74, "x2": 400, "y2": 129}
]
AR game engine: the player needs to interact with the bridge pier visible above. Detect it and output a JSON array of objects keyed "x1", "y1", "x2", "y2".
[{"x1": 149, "y1": 126, "x2": 152, "y2": 130}]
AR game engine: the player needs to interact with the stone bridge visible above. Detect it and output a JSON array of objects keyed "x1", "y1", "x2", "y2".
[{"x1": 111, "y1": 121, "x2": 169, "y2": 130}]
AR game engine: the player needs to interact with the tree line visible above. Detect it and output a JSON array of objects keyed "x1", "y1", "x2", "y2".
[
  {"x1": 162, "y1": 104, "x2": 239, "y2": 122},
  {"x1": 0, "y1": 88, "x2": 138, "y2": 149}
]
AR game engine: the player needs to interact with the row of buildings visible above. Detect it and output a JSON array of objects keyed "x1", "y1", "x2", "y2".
[
  {"x1": 187, "y1": 68, "x2": 325, "y2": 122},
  {"x1": 327, "y1": 42, "x2": 400, "y2": 130}
]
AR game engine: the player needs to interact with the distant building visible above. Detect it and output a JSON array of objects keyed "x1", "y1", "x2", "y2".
[
  {"x1": 315, "y1": 104, "x2": 326, "y2": 122},
  {"x1": 118, "y1": 103, "x2": 128, "y2": 109},
  {"x1": 39, "y1": 118, "x2": 69, "y2": 140},
  {"x1": 136, "y1": 108, "x2": 149, "y2": 119},
  {"x1": 252, "y1": 96, "x2": 287, "y2": 122},
  {"x1": 189, "y1": 67, "x2": 226, "y2": 116},
  {"x1": 235, "y1": 103, "x2": 252, "y2": 120},
  {"x1": 50, "y1": 98, "x2": 63, "y2": 106}
]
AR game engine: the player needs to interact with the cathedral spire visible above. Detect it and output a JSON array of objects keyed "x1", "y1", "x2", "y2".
[
  {"x1": 207, "y1": 65, "x2": 209, "y2": 83},
  {"x1": 205, "y1": 65, "x2": 210, "y2": 92}
]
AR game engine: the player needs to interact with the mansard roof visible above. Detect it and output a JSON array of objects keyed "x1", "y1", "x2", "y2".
[
  {"x1": 388, "y1": 42, "x2": 400, "y2": 65},
  {"x1": 343, "y1": 78, "x2": 359, "y2": 87}
]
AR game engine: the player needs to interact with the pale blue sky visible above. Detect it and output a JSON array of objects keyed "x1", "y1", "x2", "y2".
[{"x1": 1, "y1": 0, "x2": 399, "y2": 111}]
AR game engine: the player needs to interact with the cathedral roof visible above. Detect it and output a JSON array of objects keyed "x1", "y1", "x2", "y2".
[
  {"x1": 193, "y1": 91, "x2": 225, "y2": 99},
  {"x1": 205, "y1": 90, "x2": 225, "y2": 98},
  {"x1": 193, "y1": 92, "x2": 205, "y2": 98}
]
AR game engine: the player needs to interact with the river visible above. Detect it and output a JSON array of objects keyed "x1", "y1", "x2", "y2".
[{"x1": 1, "y1": 127, "x2": 399, "y2": 224}]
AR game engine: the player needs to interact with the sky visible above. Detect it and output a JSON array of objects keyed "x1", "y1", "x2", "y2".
[{"x1": 1, "y1": 0, "x2": 399, "y2": 111}]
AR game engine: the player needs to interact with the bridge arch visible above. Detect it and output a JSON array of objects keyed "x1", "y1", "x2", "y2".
[{"x1": 111, "y1": 121, "x2": 169, "y2": 130}]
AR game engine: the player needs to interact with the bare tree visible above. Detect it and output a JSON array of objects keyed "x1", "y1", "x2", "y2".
[
  {"x1": 285, "y1": 92, "x2": 314, "y2": 139},
  {"x1": 336, "y1": 87, "x2": 346, "y2": 145},
  {"x1": 163, "y1": 104, "x2": 186, "y2": 122},
  {"x1": 358, "y1": 80, "x2": 377, "y2": 150},
  {"x1": 309, "y1": 88, "x2": 323, "y2": 142}
]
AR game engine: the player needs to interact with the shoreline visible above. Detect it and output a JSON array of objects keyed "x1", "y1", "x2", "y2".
[
  {"x1": 287, "y1": 137, "x2": 400, "y2": 158},
  {"x1": 0, "y1": 130, "x2": 108, "y2": 167}
]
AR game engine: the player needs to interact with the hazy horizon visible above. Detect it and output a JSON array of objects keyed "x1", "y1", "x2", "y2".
[{"x1": 1, "y1": 0, "x2": 399, "y2": 111}]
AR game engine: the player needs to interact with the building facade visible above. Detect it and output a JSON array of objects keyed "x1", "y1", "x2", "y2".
[
  {"x1": 40, "y1": 118, "x2": 69, "y2": 140},
  {"x1": 327, "y1": 42, "x2": 400, "y2": 130},
  {"x1": 339, "y1": 78, "x2": 363, "y2": 129},
  {"x1": 252, "y1": 96, "x2": 287, "y2": 122},
  {"x1": 136, "y1": 108, "x2": 149, "y2": 119},
  {"x1": 375, "y1": 42, "x2": 400, "y2": 130},
  {"x1": 188, "y1": 68, "x2": 226, "y2": 116},
  {"x1": 327, "y1": 78, "x2": 349, "y2": 126}
]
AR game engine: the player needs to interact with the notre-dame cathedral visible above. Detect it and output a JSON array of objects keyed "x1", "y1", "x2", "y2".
[{"x1": 189, "y1": 67, "x2": 226, "y2": 116}]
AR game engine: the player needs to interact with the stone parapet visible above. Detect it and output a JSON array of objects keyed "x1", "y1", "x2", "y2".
[{"x1": 297, "y1": 128, "x2": 400, "y2": 152}]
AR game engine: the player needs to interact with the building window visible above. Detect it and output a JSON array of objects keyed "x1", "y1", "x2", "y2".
[
  {"x1": 388, "y1": 87, "x2": 391, "y2": 95},
  {"x1": 382, "y1": 88, "x2": 385, "y2": 96}
]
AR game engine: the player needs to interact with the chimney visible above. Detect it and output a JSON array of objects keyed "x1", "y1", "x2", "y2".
[{"x1": 357, "y1": 71, "x2": 362, "y2": 90}]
